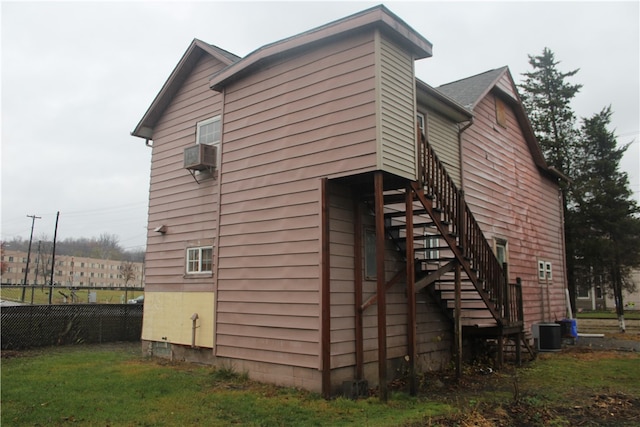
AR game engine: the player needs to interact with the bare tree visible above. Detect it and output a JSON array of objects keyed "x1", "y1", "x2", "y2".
[{"x1": 120, "y1": 261, "x2": 136, "y2": 287}]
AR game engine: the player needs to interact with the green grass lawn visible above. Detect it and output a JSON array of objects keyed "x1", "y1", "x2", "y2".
[
  {"x1": 0, "y1": 343, "x2": 451, "y2": 426},
  {"x1": 2, "y1": 343, "x2": 639, "y2": 426},
  {"x1": 577, "y1": 310, "x2": 640, "y2": 320}
]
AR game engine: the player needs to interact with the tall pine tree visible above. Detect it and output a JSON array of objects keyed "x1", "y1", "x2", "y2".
[
  {"x1": 572, "y1": 107, "x2": 640, "y2": 331},
  {"x1": 519, "y1": 47, "x2": 582, "y2": 312},
  {"x1": 520, "y1": 47, "x2": 582, "y2": 177}
]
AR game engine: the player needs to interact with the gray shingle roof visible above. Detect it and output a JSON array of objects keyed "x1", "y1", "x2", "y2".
[{"x1": 437, "y1": 67, "x2": 508, "y2": 110}]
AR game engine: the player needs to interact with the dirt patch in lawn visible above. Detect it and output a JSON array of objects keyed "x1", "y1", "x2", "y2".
[{"x1": 408, "y1": 345, "x2": 640, "y2": 426}]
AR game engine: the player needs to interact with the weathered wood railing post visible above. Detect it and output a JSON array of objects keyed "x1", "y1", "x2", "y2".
[
  {"x1": 457, "y1": 190, "x2": 466, "y2": 256},
  {"x1": 405, "y1": 183, "x2": 417, "y2": 396},
  {"x1": 374, "y1": 171, "x2": 388, "y2": 402},
  {"x1": 502, "y1": 262, "x2": 510, "y2": 323},
  {"x1": 516, "y1": 277, "x2": 524, "y2": 323}
]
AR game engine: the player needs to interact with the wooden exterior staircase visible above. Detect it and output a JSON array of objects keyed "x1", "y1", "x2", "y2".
[{"x1": 369, "y1": 130, "x2": 533, "y2": 369}]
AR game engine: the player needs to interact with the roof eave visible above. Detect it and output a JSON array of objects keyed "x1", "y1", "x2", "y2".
[
  {"x1": 209, "y1": 5, "x2": 432, "y2": 92},
  {"x1": 416, "y1": 78, "x2": 472, "y2": 123},
  {"x1": 132, "y1": 39, "x2": 238, "y2": 139}
]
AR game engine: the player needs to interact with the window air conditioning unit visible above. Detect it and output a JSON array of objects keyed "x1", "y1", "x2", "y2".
[{"x1": 184, "y1": 144, "x2": 217, "y2": 171}]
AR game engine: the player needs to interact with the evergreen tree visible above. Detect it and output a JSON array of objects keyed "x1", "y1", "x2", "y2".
[
  {"x1": 519, "y1": 47, "x2": 582, "y2": 177},
  {"x1": 519, "y1": 47, "x2": 582, "y2": 311},
  {"x1": 572, "y1": 107, "x2": 640, "y2": 331}
]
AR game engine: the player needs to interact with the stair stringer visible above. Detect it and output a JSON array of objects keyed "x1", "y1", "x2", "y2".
[{"x1": 409, "y1": 182, "x2": 503, "y2": 325}]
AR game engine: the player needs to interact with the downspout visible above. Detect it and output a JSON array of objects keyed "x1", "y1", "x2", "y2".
[
  {"x1": 145, "y1": 139, "x2": 153, "y2": 147},
  {"x1": 457, "y1": 119, "x2": 473, "y2": 189}
]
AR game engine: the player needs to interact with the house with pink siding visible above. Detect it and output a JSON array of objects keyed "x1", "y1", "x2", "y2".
[
  {"x1": 438, "y1": 67, "x2": 569, "y2": 338},
  {"x1": 132, "y1": 5, "x2": 568, "y2": 398}
]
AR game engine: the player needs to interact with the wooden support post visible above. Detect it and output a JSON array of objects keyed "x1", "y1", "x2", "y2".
[
  {"x1": 374, "y1": 172, "x2": 388, "y2": 402},
  {"x1": 405, "y1": 183, "x2": 417, "y2": 396},
  {"x1": 516, "y1": 332, "x2": 522, "y2": 367},
  {"x1": 354, "y1": 197, "x2": 364, "y2": 381},
  {"x1": 454, "y1": 261, "x2": 462, "y2": 380},
  {"x1": 321, "y1": 179, "x2": 331, "y2": 398}
]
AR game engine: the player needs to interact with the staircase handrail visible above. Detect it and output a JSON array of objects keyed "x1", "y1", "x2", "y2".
[{"x1": 418, "y1": 132, "x2": 518, "y2": 324}]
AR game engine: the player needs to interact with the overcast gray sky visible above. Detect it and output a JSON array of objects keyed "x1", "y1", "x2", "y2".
[{"x1": 2, "y1": 1, "x2": 638, "y2": 251}]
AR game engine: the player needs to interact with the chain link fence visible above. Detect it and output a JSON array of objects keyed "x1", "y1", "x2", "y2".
[{"x1": 1, "y1": 304, "x2": 143, "y2": 350}]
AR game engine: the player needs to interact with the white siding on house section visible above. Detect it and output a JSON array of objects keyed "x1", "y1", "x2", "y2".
[
  {"x1": 378, "y1": 33, "x2": 417, "y2": 180},
  {"x1": 426, "y1": 110, "x2": 461, "y2": 187}
]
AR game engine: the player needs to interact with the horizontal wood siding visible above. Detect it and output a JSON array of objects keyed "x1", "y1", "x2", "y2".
[
  {"x1": 328, "y1": 186, "x2": 356, "y2": 368},
  {"x1": 416, "y1": 291, "x2": 453, "y2": 370},
  {"x1": 144, "y1": 55, "x2": 227, "y2": 293},
  {"x1": 329, "y1": 184, "x2": 452, "y2": 372},
  {"x1": 216, "y1": 31, "x2": 379, "y2": 369},
  {"x1": 461, "y1": 88, "x2": 566, "y2": 330},
  {"x1": 378, "y1": 34, "x2": 417, "y2": 180},
  {"x1": 425, "y1": 109, "x2": 461, "y2": 187}
]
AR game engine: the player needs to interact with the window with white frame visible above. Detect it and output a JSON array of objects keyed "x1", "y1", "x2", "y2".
[
  {"x1": 538, "y1": 260, "x2": 552, "y2": 282},
  {"x1": 577, "y1": 283, "x2": 590, "y2": 299},
  {"x1": 186, "y1": 246, "x2": 213, "y2": 274},
  {"x1": 495, "y1": 238, "x2": 508, "y2": 266},
  {"x1": 196, "y1": 116, "x2": 221, "y2": 146},
  {"x1": 416, "y1": 113, "x2": 426, "y2": 135},
  {"x1": 424, "y1": 233, "x2": 439, "y2": 260}
]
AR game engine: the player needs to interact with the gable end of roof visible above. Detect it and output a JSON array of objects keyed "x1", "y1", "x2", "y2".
[{"x1": 132, "y1": 39, "x2": 239, "y2": 139}]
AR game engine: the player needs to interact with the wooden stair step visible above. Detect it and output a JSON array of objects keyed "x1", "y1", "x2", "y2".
[
  {"x1": 461, "y1": 319, "x2": 499, "y2": 327},
  {"x1": 433, "y1": 282, "x2": 477, "y2": 291},
  {"x1": 439, "y1": 291, "x2": 482, "y2": 300},
  {"x1": 384, "y1": 209, "x2": 428, "y2": 218},
  {"x1": 387, "y1": 222, "x2": 437, "y2": 231},
  {"x1": 446, "y1": 300, "x2": 488, "y2": 309},
  {"x1": 459, "y1": 310, "x2": 495, "y2": 319}
]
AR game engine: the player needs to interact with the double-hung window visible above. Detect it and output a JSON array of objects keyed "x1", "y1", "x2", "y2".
[
  {"x1": 416, "y1": 113, "x2": 426, "y2": 135},
  {"x1": 186, "y1": 246, "x2": 213, "y2": 274},
  {"x1": 196, "y1": 116, "x2": 221, "y2": 146},
  {"x1": 538, "y1": 260, "x2": 552, "y2": 282}
]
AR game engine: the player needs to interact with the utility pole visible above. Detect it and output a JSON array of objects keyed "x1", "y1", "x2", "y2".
[
  {"x1": 21, "y1": 214, "x2": 41, "y2": 301},
  {"x1": 48, "y1": 211, "x2": 59, "y2": 305},
  {"x1": 31, "y1": 241, "x2": 41, "y2": 304}
]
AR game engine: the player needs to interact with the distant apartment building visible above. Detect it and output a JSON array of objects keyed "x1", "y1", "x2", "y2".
[{"x1": 1, "y1": 250, "x2": 144, "y2": 288}]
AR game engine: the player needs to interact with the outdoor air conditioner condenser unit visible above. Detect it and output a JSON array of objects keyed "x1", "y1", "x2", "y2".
[{"x1": 183, "y1": 144, "x2": 217, "y2": 171}]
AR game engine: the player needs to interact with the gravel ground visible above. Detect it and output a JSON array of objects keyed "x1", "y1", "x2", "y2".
[{"x1": 573, "y1": 335, "x2": 640, "y2": 352}]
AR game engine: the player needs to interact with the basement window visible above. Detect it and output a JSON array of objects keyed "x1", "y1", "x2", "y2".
[{"x1": 186, "y1": 246, "x2": 213, "y2": 274}]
